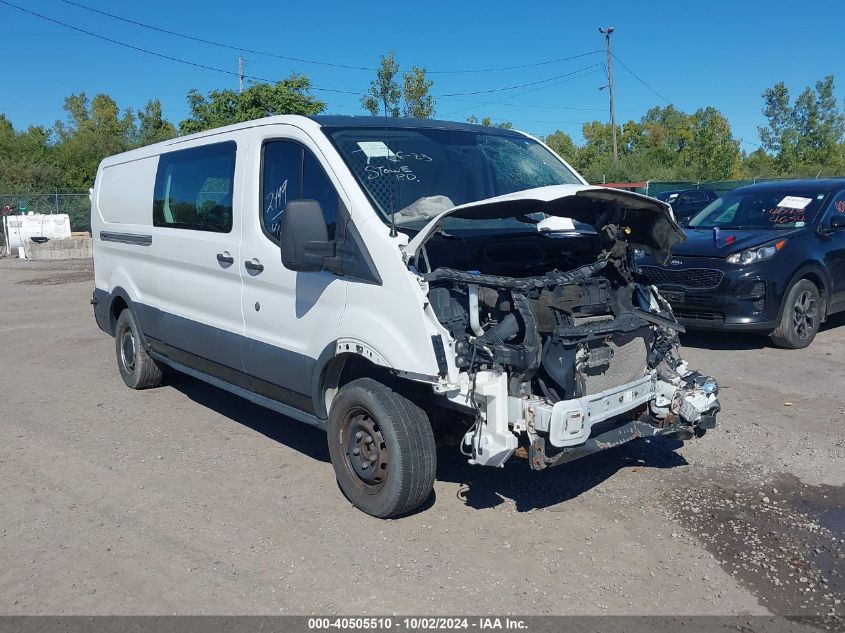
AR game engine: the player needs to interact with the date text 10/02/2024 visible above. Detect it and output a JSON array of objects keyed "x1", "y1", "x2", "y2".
[{"x1": 307, "y1": 617, "x2": 528, "y2": 630}]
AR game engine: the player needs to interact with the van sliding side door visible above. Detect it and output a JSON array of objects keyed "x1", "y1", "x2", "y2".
[{"x1": 144, "y1": 139, "x2": 248, "y2": 384}]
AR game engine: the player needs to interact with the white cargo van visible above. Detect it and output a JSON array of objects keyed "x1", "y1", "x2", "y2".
[{"x1": 92, "y1": 115, "x2": 720, "y2": 517}]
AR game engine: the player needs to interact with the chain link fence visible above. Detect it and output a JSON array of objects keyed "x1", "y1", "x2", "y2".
[{"x1": 0, "y1": 192, "x2": 91, "y2": 234}]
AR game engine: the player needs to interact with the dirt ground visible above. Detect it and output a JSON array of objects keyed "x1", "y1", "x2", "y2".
[{"x1": 0, "y1": 259, "x2": 842, "y2": 619}]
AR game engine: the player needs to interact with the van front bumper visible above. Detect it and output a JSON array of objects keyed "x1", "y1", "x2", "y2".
[{"x1": 460, "y1": 370, "x2": 719, "y2": 469}]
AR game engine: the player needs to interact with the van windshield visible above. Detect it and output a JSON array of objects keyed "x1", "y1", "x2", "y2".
[{"x1": 323, "y1": 126, "x2": 583, "y2": 232}]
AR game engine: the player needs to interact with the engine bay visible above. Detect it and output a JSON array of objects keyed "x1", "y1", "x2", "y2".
[
  {"x1": 400, "y1": 186, "x2": 718, "y2": 469},
  {"x1": 420, "y1": 223, "x2": 685, "y2": 404}
]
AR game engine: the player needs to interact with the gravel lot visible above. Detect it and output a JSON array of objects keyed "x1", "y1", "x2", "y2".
[{"x1": 0, "y1": 259, "x2": 842, "y2": 619}]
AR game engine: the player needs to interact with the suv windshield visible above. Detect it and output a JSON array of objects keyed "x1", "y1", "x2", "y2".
[
  {"x1": 688, "y1": 187, "x2": 828, "y2": 230},
  {"x1": 323, "y1": 126, "x2": 582, "y2": 232}
]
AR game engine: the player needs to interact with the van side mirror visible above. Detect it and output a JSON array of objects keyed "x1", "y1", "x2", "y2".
[
  {"x1": 831, "y1": 214, "x2": 845, "y2": 232},
  {"x1": 279, "y1": 200, "x2": 335, "y2": 272}
]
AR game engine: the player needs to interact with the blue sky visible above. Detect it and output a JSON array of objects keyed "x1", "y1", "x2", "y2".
[{"x1": 1, "y1": 0, "x2": 842, "y2": 152}]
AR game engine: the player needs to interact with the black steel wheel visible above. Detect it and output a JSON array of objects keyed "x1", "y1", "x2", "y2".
[
  {"x1": 115, "y1": 309, "x2": 163, "y2": 389},
  {"x1": 327, "y1": 378, "x2": 436, "y2": 518},
  {"x1": 339, "y1": 407, "x2": 389, "y2": 493}
]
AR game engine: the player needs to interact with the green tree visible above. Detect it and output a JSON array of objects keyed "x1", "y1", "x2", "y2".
[
  {"x1": 466, "y1": 115, "x2": 513, "y2": 129},
  {"x1": 180, "y1": 75, "x2": 325, "y2": 134},
  {"x1": 543, "y1": 129, "x2": 577, "y2": 163},
  {"x1": 637, "y1": 105, "x2": 694, "y2": 172},
  {"x1": 361, "y1": 52, "x2": 402, "y2": 117},
  {"x1": 138, "y1": 99, "x2": 177, "y2": 146},
  {"x1": 793, "y1": 76, "x2": 845, "y2": 170},
  {"x1": 0, "y1": 114, "x2": 13, "y2": 147},
  {"x1": 688, "y1": 107, "x2": 741, "y2": 180},
  {"x1": 402, "y1": 66, "x2": 434, "y2": 118},
  {"x1": 0, "y1": 115, "x2": 59, "y2": 192},
  {"x1": 759, "y1": 76, "x2": 845, "y2": 175},
  {"x1": 571, "y1": 120, "x2": 638, "y2": 181},
  {"x1": 53, "y1": 92, "x2": 136, "y2": 189},
  {"x1": 759, "y1": 82, "x2": 799, "y2": 173},
  {"x1": 740, "y1": 148, "x2": 777, "y2": 178}
]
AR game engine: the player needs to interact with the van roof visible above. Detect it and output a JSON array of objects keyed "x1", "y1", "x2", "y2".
[
  {"x1": 308, "y1": 115, "x2": 526, "y2": 136},
  {"x1": 99, "y1": 114, "x2": 529, "y2": 166}
]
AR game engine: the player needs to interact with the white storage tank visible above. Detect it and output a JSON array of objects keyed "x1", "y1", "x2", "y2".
[{"x1": 3, "y1": 213, "x2": 72, "y2": 252}]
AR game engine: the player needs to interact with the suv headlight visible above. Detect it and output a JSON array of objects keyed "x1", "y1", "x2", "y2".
[{"x1": 726, "y1": 239, "x2": 786, "y2": 265}]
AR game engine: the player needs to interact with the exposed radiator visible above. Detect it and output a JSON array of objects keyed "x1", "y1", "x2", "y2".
[{"x1": 581, "y1": 333, "x2": 649, "y2": 396}]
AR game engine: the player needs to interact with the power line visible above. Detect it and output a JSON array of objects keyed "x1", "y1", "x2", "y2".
[
  {"x1": 58, "y1": 0, "x2": 601, "y2": 75},
  {"x1": 443, "y1": 65, "x2": 603, "y2": 118},
  {"x1": 0, "y1": 0, "x2": 360, "y2": 95},
  {"x1": 441, "y1": 63, "x2": 603, "y2": 97},
  {"x1": 611, "y1": 52, "x2": 672, "y2": 105},
  {"x1": 432, "y1": 50, "x2": 601, "y2": 75},
  {"x1": 440, "y1": 98, "x2": 641, "y2": 114},
  {"x1": 0, "y1": 1, "x2": 609, "y2": 107},
  {"x1": 57, "y1": 0, "x2": 378, "y2": 72}
]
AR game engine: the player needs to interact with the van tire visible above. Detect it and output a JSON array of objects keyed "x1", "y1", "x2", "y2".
[
  {"x1": 770, "y1": 279, "x2": 821, "y2": 349},
  {"x1": 115, "y1": 309, "x2": 163, "y2": 389},
  {"x1": 327, "y1": 378, "x2": 436, "y2": 518}
]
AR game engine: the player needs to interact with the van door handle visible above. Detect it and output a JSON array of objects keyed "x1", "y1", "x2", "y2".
[
  {"x1": 216, "y1": 252, "x2": 234, "y2": 266},
  {"x1": 244, "y1": 259, "x2": 265, "y2": 274}
]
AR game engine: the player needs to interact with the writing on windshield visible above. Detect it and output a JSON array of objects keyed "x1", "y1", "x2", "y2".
[
  {"x1": 324, "y1": 126, "x2": 581, "y2": 230},
  {"x1": 689, "y1": 189, "x2": 826, "y2": 230}
]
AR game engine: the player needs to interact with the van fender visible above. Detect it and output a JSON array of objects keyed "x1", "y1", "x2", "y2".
[
  {"x1": 332, "y1": 338, "x2": 391, "y2": 367},
  {"x1": 310, "y1": 338, "x2": 393, "y2": 419},
  {"x1": 103, "y1": 286, "x2": 154, "y2": 349},
  {"x1": 310, "y1": 334, "x2": 443, "y2": 419}
]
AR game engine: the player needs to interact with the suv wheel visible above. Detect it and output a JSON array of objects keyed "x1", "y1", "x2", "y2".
[
  {"x1": 327, "y1": 378, "x2": 436, "y2": 518},
  {"x1": 770, "y1": 279, "x2": 821, "y2": 349},
  {"x1": 115, "y1": 309, "x2": 164, "y2": 389}
]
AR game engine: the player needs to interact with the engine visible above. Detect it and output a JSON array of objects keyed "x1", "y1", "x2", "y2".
[{"x1": 422, "y1": 231, "x2": 684, "y2": 404}]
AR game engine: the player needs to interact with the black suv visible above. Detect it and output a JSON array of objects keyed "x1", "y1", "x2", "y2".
[
  {"x1": 637, "y1": 179, "x2": 845, "y2": 348},
  {"x1": 656, "y1": 189, "x2": 718, "y2": 224}
]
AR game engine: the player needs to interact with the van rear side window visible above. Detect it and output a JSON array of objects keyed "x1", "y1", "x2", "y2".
[{"x1": 153, "y1": 141, "x2": 236, "y2": 233}]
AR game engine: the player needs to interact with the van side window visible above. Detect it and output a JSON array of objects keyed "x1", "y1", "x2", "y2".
[
  {"x1": 261, "y1": 140, "x2": 339, "y2": 242},
  {"x1": 153, "y1": 141, "x2": 236, "y2": 233},
  {"x1": 261, "y1": 141, "x2": 302, "y2": 241}
]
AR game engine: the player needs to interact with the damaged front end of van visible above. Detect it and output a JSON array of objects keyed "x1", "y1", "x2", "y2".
[{"x1": 403, "y1": 185, "x2": 721, "y2": 470}]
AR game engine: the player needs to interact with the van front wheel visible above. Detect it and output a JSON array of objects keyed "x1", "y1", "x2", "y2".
[
  {"x1": 327, "y1": 378, "x2": 436, "y2": 518},
  {"x1": 115, "y1": 309, "x2": 163, "y2": 389}
]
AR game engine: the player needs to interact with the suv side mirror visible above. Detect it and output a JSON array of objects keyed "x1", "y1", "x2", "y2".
[
  {"x1": 831, "y1": 214, "x2": 845, "y2": 232},
  {"x1": 279, "y1": 200, "x2": 335, "y2": 272}
]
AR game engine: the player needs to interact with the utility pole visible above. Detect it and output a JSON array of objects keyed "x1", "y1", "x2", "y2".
[
  {"x1": 238, "y1": 56, "x2": 244, "y2": 94},
  {"x1": 599, "y1": 27, "x2": 618, "y2": 164}
]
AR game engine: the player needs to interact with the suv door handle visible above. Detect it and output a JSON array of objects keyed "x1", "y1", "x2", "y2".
[
  {"x1": 244, "y1": 259, "x2": 265, "y2": 274},
  {"x1": 216, "y1": 252, "x2": 234, "y2": 266}
]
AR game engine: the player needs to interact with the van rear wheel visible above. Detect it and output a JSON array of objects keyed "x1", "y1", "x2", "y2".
[
  {"x1": 327, "y1": 378, "x2": 436, "y2": 518},
  {"x1": 115, "y1": 309, "x2": 163, "y2": 389}
]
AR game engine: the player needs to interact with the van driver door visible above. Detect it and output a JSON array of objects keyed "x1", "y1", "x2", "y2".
[{"x1": 239, "y1": 127, "x2": 348, "y2": 415}]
